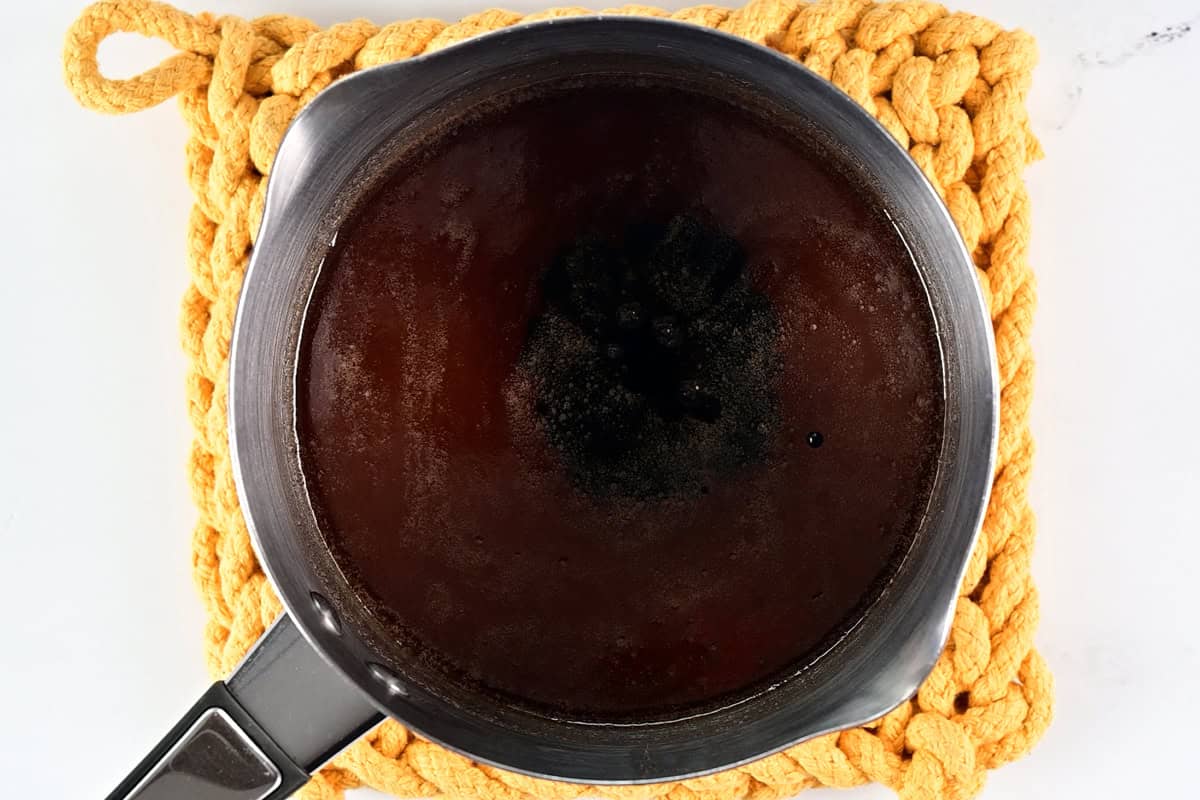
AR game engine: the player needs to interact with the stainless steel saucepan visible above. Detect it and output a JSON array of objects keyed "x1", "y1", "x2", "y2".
[{"x1": 105, "y1": 16, "x2": 997, "y2": 800}]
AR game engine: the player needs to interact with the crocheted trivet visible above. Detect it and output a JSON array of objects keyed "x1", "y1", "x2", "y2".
[{"x1": 63, "y1": 1, "x2": 1052, "y2": 798}]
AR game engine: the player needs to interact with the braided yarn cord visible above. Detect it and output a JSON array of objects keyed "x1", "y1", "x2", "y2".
[{"x1": 63, "y1": 1, "x2": 1050, "y2": 798}]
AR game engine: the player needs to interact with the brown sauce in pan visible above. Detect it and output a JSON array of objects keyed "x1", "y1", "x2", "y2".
[{"x1": 297, "y1": 83, "x2": 944, "y2": 720}]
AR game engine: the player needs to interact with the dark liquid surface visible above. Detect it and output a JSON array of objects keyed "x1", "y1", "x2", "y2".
[{"x1": 298, "y1": 84, "x2": 945, "y2": 720}]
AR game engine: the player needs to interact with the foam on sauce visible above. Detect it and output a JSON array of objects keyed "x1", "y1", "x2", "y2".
[{"x1": 297, "y1": 83, "x2": 945, "y2": 720}]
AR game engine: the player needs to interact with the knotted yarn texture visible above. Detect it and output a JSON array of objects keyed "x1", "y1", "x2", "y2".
[{"x1": 63, "y1": 0, "x2": 1052, "y2": 798}]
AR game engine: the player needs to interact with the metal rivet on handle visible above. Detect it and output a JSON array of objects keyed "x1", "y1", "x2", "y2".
[
  {"x1": 368, "y1": 662, "x2": 409, "y2": 697},
  {"x1": 309, "y1": 591, "x2": 343, "y2": 636}
]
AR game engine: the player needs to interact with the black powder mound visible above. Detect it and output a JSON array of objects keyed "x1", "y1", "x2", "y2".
[{"x1": 516, "y1": 214, "x2": 783, "y2": 499}]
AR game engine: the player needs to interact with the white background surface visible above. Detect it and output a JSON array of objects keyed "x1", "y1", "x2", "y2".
[{"x1": 1, "y1": 0, "x2": 1197, "y2": 797}]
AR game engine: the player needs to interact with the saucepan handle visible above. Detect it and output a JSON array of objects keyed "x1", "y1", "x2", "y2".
[{"x1": 105, "y1": 614, "x2": 384, "y2": 800}]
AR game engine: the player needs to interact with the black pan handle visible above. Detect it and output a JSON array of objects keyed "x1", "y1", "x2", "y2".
[{"x1": 105, "y1": 614, "x2": 383, "y2": 800}]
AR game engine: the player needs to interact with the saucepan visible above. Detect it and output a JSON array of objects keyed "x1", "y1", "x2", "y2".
[{"x1": 105, "y1": 16, "x2": 997, "y2": 800}]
